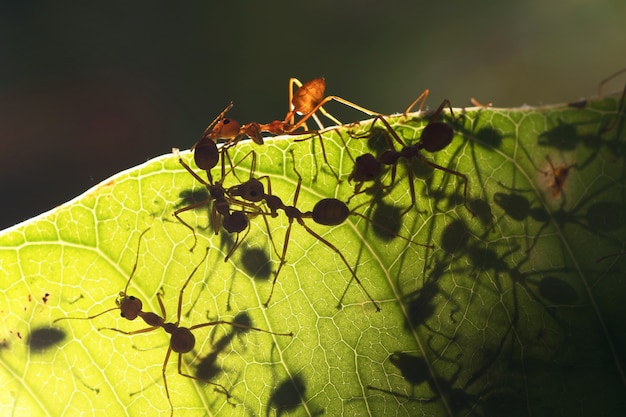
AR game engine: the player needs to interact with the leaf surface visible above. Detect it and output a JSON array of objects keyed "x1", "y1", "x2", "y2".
[{"x1": 1, "y1": 96, "x2": 625, "y2": 416}]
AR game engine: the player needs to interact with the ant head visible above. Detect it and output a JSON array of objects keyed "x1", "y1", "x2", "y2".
[
  {"x1": 349, "y1": 153, "x2": 381, "y2": 182},
  {"x1": 230, "y1": 179, "x2": 265, "y2": 202},
  {"x1": 419, "y1": 122, "x2": 454, "y2": 152},
  {"x1": 117, "y1": 292, "x2": 142, "y2": 320},
  {"x1": 193, "y1": 137, "x2": 219, "y2": 171},
  {"x1": 223, "y1": 211, "x2": 249, "y2": 233},
  {"x1": 210, "y1": 118, "x2": 241, "y2": 140}
]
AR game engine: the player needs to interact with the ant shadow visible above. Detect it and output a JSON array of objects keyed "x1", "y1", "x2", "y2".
[
  {"x1": 266, "y1": 375, "x2": 323, "y2": 417},
  {"x1": 193, "y1": 312, "x2": 257, "y2": 382},
  {"x1": 367, "y1": 350, "x2": 526, "y2": 416},
  {"x1": 173, "y1": 187, "x2": 241, "y2": 254},
  {"x1": 28, "y1": 326, "x2": 66, "y2": 353},
  {"x1": 237, "y1": 247, "x2": 273, "y2": 281}
]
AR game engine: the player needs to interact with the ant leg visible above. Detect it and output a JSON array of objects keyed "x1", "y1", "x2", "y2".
[
  {"x1": 175, "y1": 248, "x2": 210, "y2": 325},
  {"x1": 470, "y1": 97, "x2": 493, "y2": 108},
  {"x1": 427, "y1": 99, "x2": 454, "y2": 122},
  {"x1": 290, "y1": 94, "x2": 377, "y2": 132},
  {"x1": 176, "y1": 352, "x2": 231, "y2": 398},
  {"x1": 254, "y1": 212, "x2": 282, "y2": 262},
  {"x1": 310, "y1": 131, "x2": 342, "y2": 181},
  {"x1": 264, "y1": 151, "x2": 302, "y2": 307},
  {"x1": 297, "y1": 219, "x2": 381, "y2": 312},
  {"x1": 404, "y1": 89, "x2": 430, "y2": 116},
  {"x1": 161, "y1": 348, "x2": 175, "y2": 417},
  {"x1": 98, "y1": 325, "x2": 160, "y2": 335},
  {"x1": 287, "y1": 77, "x2": 305, "y2": 126},
  {"x1": 173, "y1": 199, "x2": 210, "y2": 252},
  {"x1": 123, "y1": 227, "x2": 153, "y2": 293},
  {"x1": 402, "y1": 163, "x2": 420, "y2": 216},
  {"x1": 598, "y1": 67, "x2": 626, "y2": 98},
  {"x1": 371, "y1": 114, "x2": 408, "y2": 149},
  {"x1": 264, "y1": 218, "x2": 294, "y2": 308},
  {"x1": 321, "y1": 95, "x2": 378, "y2": 118},
  {"x1": 176, "y1": 152, "x2": 212, "y2": 186},
  {"x1": 417, "y1": 155, "x2": 475, "y2": 216},
  {"x1": 188, "y1": 320, "x2": 293, "y2": 336},
  {"x1": 223, "y1": 219, "x2": 252, "y2": 262}
]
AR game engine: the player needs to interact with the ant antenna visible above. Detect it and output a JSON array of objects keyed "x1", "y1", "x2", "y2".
[{"x1": 54, "y1": 227, "x2": 153, "y2": 323}]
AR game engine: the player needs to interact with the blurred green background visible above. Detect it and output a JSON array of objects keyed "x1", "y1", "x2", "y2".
[{"x1": 1, "y1": 0, "x2": 625, "y2": 229}]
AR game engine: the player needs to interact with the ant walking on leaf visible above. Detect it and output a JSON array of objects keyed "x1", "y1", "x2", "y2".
[
  {"x1": 257, "y1": 151, "x2": 380, "y2": 311},
  {"x1": 174, "y1": 143, "x2": 267, "y2": 255},
  {"x1": 226, "y1": 150, "x2": 433, "y2": 310},
  {"x1": 205, "y1": 78, "x2": 378, "y2": 180},
  {"x1": 54, "y1": 227, "x2": 293, "y2": 417},
  {"x1": 348, "y1": 91, "x2": 474, "y2": 216},
  {"x1": 207, "y1": 78, "x2": 378, "y2": 146}
]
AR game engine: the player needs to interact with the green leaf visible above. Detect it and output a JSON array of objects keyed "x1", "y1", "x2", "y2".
[{"x1": 1, "y1": 95, "x2": 625, "y2": 416}]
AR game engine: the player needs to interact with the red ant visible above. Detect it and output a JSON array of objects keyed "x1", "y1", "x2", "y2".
[
  {"x1": 348, "y1": 92, "x2": 474, "y2": 216},
  {"x1": 54, "y1": 228, "x2": 293, "y2": 417},
  {"x1": 205, "y1": 78, "x2": 378, "y2": 181},
  {"x1": 538, "y1": 156, "x2": 575, "y2": 198},
  {"x1": 207, "y1": 78, "x2": 377, "y2": 146},
  {"x1": 283, "y1": 77, "x2": 378, "y2": 129}
]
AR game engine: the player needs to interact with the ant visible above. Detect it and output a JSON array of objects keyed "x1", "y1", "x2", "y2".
[
  {"x1": 348, "y1": 92, "x2": 474, "y2": 216},
  {"x1": 538, "y1": 155, "x2": 575, "y2": 198},
  {"x1": 208, "y1": 78, "x2": 378, "y2": 146},
  {"x1": 227, "y1": 151, "x2": 434, "y2": 308},
  {"x1": 207, "y1": 78, "x2": 378, "y2": 181},
  {"x1": 283, "y1": 77, "x2": 378, "y2": 129},
  {"x1": 173, "y1": 146, "x2": 265, "y2": 254},
  {"x1": 54, "y1": 227, "x2": 293, "y2": 417},
  {"x1": 253, "y1": 150, "x2": 389, "y2": 311}
]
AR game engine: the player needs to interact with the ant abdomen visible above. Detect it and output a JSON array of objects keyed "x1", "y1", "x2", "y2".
[
  {"x1": 312, "y1": 199, "x2": 349, "y2": 226},
  {"x1": 222, "y1": 211, "x2": 249, "y2": 234},
  {"x1": 291, "y1": 77, "x2": 326, "y2": 115},
  {"x1": 168, "y1": 326, "x2": 195, "y2": 354},
  {"x1": 193, "y1": 137, "x2": 219, "y2": 171},
  {"x1": 420, "y1": 122, "x2": 453, "y2": 152}
]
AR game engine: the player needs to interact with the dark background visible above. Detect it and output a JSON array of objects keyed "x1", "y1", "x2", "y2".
[{"x1": 2, "y1": 0, "x2": 625, "y2": 230}]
